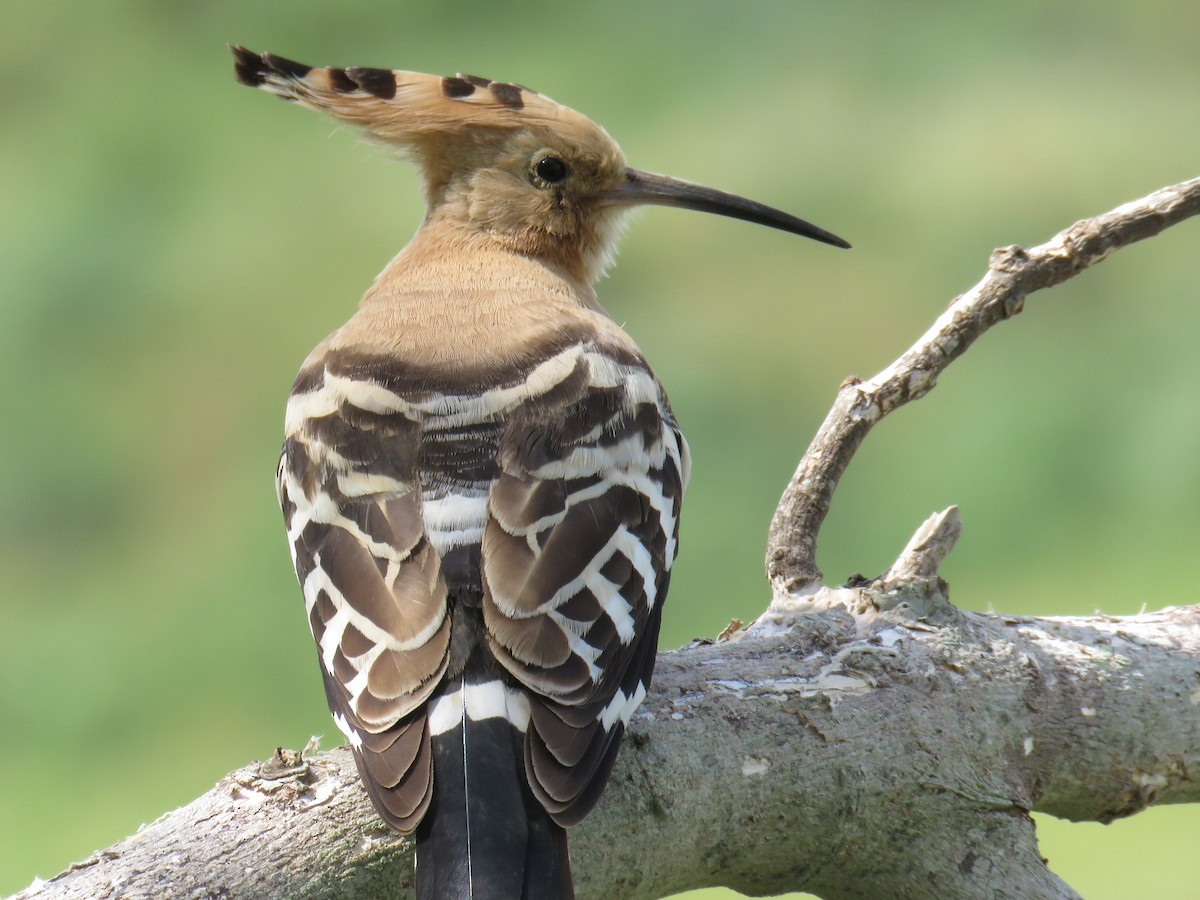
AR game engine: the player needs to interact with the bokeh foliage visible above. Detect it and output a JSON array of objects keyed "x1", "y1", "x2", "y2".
[{"x1": 2, "y1": 1, "x2": 1198, "y2": 897}]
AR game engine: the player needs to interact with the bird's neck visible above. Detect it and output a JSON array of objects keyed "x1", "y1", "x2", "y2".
[
  {"x1": 324, "y1": 218, "x2": 623, "y2": 373},
  {"x1": 366, "y1": 217, "x2": 601, "y2": 310}
]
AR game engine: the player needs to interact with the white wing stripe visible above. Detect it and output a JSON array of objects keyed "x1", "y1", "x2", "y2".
[
  {"x1": 285, "y1": 348, "x2": 665, "y2": 441},
  {"x1": 337, "y1": 471, "x2": 409, "y2": 497},
  {"x1": 587, "y1": 571, "x2": 636, "y2": 644},
  {"x1": 424, "y1": 493, "x2": 489, "y2": 532},
  {"x1": 597, "y1": 680, "x2": 648, "y2": 732},
  {"x1": 303, "y1": 556, "x2": 448, "y2": 655},
  {"x1": 423, "y1": 492, "x2": 490, "y2": 556},
  {"x1": 491, "y1": 526, "x2": 627, "y2": 618},
  {"x1": 286, "y1": 486, "x2": 414, "y2": 564},
  {"x1": 289, "y1": 346, "x2": 589, "y2": 434},
  {"x1": 530, "y1": 432, "x2": 665, "y2": 479},
  {"x1": 427, "y1": 680, "x2": 533, "y2": 736}
]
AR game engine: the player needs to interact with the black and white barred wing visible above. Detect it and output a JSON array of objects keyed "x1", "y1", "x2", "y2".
[
  {"x1": 482, "y1": 349, "x2": 689, "y2": 825},
  {"x1": 277, "y1": 369, "x2": 451, "y2": 832}
]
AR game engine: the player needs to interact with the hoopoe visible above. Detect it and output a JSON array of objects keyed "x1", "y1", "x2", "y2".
[{"x1": 233, "y1": 46, "x2": 848, "y2": 899}]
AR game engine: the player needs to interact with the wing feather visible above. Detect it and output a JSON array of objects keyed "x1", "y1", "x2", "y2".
[
  {"x1": 279, "y1": 365, "x2": 451, "y2": 833},
  {"x1": 482, "y1": 350, "x2": 687, "y2": 824},
  {"x1": 280, "y1": 343, "x2": 687, "y2": 833}
]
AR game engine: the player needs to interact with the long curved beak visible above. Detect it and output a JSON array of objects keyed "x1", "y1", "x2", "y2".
[{"x1": 606, "y1": 168, "x2": 850, "y2": 249}]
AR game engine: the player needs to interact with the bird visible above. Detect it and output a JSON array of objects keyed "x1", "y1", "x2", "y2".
[{"x1": 232, "y1": 46, "x2": 848, "y2": 900}]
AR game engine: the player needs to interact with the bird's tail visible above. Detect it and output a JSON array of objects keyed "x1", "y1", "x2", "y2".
[{"x1": 416, "y1": 678, "x2": 575, "y2": 900}]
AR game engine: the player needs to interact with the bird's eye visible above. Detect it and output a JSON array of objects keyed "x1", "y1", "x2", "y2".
[{"x1": 533, "y1": 155, "x2": 569, "y2": 186}]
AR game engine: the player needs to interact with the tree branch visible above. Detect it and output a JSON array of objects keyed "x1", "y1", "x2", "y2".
[
  {"x1": 14, "y1": 177, "x2": 1200, "y2": 900},
  {"x1": 766, "y1": 175, "x2": 1200, "y2": 595},
  {"x1": 16, "y1": 587, "x2": 1200, "y2": 900}
]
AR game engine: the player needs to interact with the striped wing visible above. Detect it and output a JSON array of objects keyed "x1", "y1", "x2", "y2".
[
  {"x1": 277, "y1": 366, "x2": 450, "y2": 832},
  {"x1": 483, "y1": 349, "x2": 689, "y2": 825},
  {"x1": 278, "y1": 338, "x2": 687, "y2": 834}
]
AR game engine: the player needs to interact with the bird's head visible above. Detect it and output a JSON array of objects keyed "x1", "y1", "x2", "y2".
[{"x1": 232, "y1": 48, "x2": 848, "y2": 284}]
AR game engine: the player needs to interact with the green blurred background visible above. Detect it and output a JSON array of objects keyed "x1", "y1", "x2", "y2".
[{"x1": 3, "y1": 0, "x2": 1198, "y2": 897}]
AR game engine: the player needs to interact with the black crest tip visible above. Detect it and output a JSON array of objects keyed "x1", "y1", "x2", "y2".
[
  {"x1": 231, "y1": 46, "x2": 313, "y2": 88},
  {"x1": 230, "y1": 45, "x2": 267, "y2": 87},
  {"x1": 263, "y1": 52, "x2": 312, "y2": 81}
]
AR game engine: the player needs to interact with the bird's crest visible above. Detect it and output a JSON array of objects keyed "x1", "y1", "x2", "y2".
[
  {"x1": 233, "y1": 48, "x2": 571, "y2": 128},
  {"x1": 232, "y1": 49, "x2": 617, "y2": 183}
]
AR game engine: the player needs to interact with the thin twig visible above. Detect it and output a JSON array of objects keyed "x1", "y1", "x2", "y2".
[
  {"x1": 766, "y1": 175, "x2": 1200, "y2": 596},
  {"x1": 880, "y1": 505, "x2": 962, "y2": 585}
]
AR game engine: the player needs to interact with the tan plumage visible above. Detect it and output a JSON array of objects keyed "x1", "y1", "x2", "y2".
[{"x1": 234, "y1": 45, "x2": 846, "y2": 899}]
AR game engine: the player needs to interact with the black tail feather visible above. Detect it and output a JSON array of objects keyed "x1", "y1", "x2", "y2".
[{"x1": 416, "y1": 705, "x2": 574, "y2": 900}]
